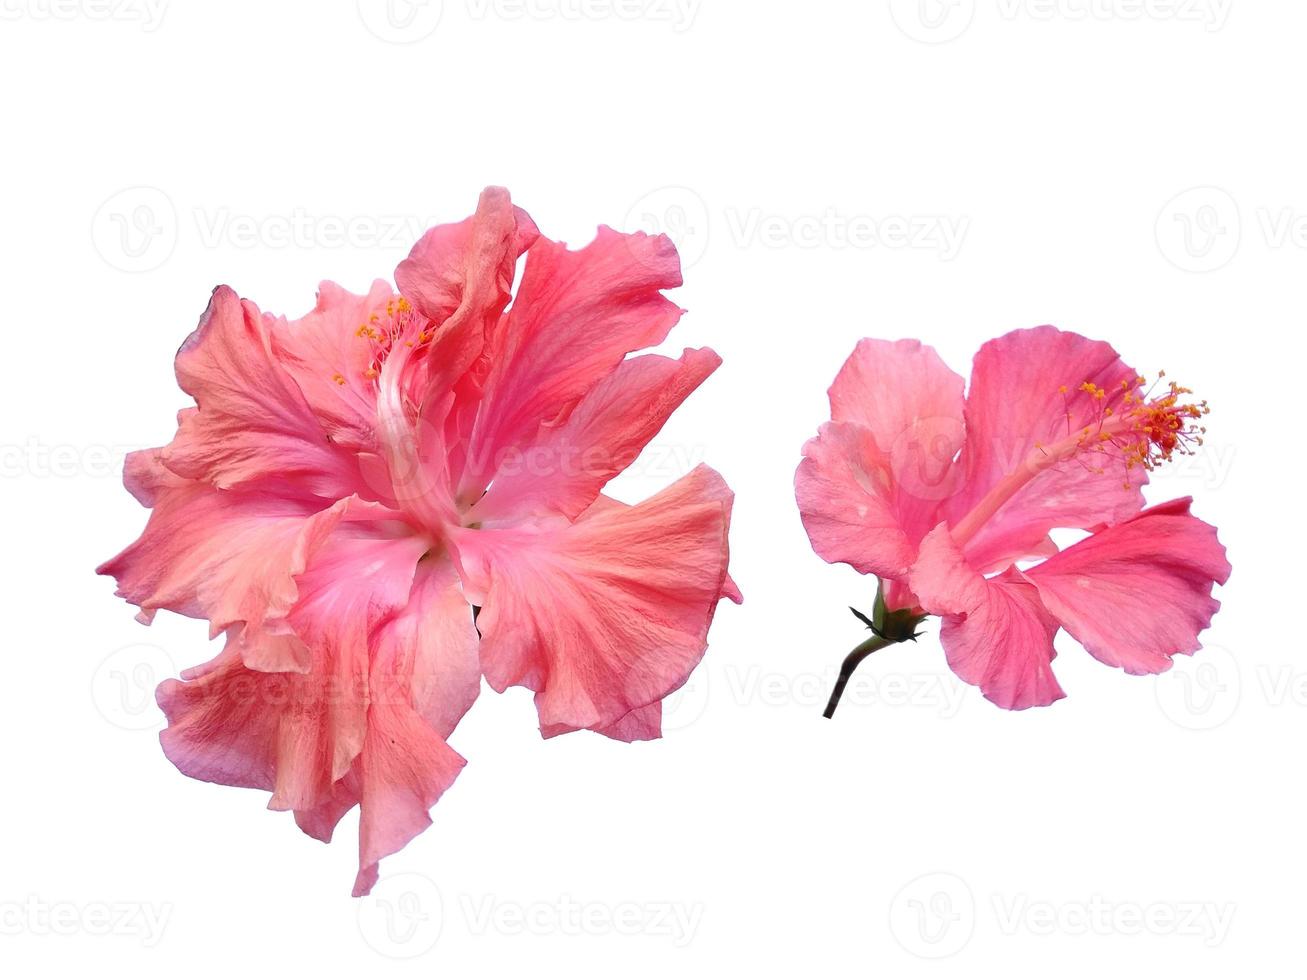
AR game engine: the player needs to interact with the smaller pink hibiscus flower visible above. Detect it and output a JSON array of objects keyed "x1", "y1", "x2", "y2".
[
  {"x1": 796, "y1": 327, "x2": 1230, "y2": 714},
  {"x1": 99, "y1": 187, "x2": 739, "y2": 894}
]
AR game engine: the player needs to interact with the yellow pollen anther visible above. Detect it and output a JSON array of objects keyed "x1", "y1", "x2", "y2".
[{"x1": 1047, "y1": 371, "x2": 1211, "y2": 480}]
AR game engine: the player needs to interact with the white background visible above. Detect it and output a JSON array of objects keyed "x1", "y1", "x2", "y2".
[{"x1": 1, "y1": 0, "x2": 1301, "y2": 976}]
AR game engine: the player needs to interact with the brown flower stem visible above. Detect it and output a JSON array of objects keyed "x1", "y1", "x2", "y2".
[{"x1": 822, "y1": 633, "x2": 897, "y2": 719}]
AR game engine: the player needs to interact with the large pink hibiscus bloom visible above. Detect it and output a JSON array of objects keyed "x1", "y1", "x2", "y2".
[
  {"x1": 796, "y1": 327, "x2": 1230, "y2": 714},
  {"x1": 99, "y1": 187, "x2": 739, "y2": 895}
]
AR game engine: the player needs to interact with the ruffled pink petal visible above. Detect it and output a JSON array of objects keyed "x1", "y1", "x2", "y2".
[
  {"x1": 452, "y1": 465, "x2": 736, "y2": 735},
  {"x1": 121, "y1": 444, "x2": 183, "y2": 506},
  {"x1": 540, "y1": 702, "x2": 663, "y2": 743},
  {"x1": 795, "y1": 422, "x2": 919, "y2": 580},
  {"x1": 156, "y1": 633, "x2": 282, "y2": 792},
  {"x1": 291, "y1": 555, "x2": 479, "y2": 892},
  {"x1": 940, "y1": 569, "x2": 1066, "y2": 710},
  {"x1": 1022, "y1": 497, "x2": 1231, "y2": 674},
  {"x1": 911, "y1": 524, "x2": 1065, "y2": 710},
  {"x1": 908, "y1": 523, "x2": 987, "y2": 616},
  {"x1": 97, "y1": 455, "x2": 349, "y2": 663},
  {"x1": 829, "y1": 338, "x2": 966, "y2": 441},
  {"x1": 394, "y1": 186, "x2": 538, "y2": 394},
  {"x1": 370, "y1": 555, "x2": 481, "y2": 740},
  {"x1": 468, "y1": 347, "x2": 721, "y2": 525},
  {"x1": 349, "y1": 700, "x2": 466, "y2": 896},
  {"x1": 157, "y1": 516, "x2": 430, "y2": 819},
  {"x1": 161, "y1": 286, "x2": 363, "y2": 499},
  {"x1": 270, "y1": 279, "x2": 395, "y2": 451},
  {"x1": 796, "y1": 339, "x2": 966, "y2": 583},
  {"x1": 460, "y1": 227, "x2": 685, "y2": 499},
  {"x1": 268, "y1": 521, "x2": 430, "y2": 810},
  {"x1": 947, "y1": 326, "x2": 1146, "y2": 572}
]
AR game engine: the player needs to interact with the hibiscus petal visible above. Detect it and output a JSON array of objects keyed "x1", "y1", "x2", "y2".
[
  {"x1": 396, "y1": 186, "x2": 538, "y2": 327},
  {"x1": 540, "y1": 702, "x2": 663, "y2": 743},
  {"x1": 451, "y1": 465, "x2": 735, "y2": 734},
  {"x1": 350, "y1": 700, "x2": 466, "y2": 897},
  {"x1": 395, "y1": 186, "x2": 538, "y2": 392},
  {"x1": 908, "y1": 523, "x2": 988, "y2": 616},
  {"x1": 370, "y1": 555, "x2": 481, "y2": 740},
  {"x1": 1022, "y1": 497, "x2": 1231, "y2": 675},
  {"x1": 293, "y1": 557, "x2": 478, "y2": 893},
  {"x1": 460, "y1": 227, "x2": 685, "y2": 498},
  {"x1": 947, "y1": 326, "x2": 1146, "y2": 572},
  {"x1": 269, "y1": 522, "x2": 431, "y2": 810},
  {"x1": 270, "y1": 279, "x2": 395, "y2": 451},
  {"x1": 911, "y1": 524, "x2": 1065, "y2": 710},
  {"x1": 468, "y1": 347, "x2": 721, "y2": 525},
  {"x1": 940, "y1": 570, "x2": 1066, "y2": 710},
  {"x1": 156, "y1": 634, "x2": 281, "y2": 792},
  {"x1": 797, "y1": 339, "x2": 966, "y2": 581},
  {"x1": 97, "y1": 468, "x2": 349, "y2": 659},
  {"x1": 156, "y1": 517, "x2": 431, "y2": 818},
  {"x1": 162, "y1": 286, "x2": 362, "y2": 499},
  {"x1": 796, "y1": 422, "x2": 919, "y2": 580}
]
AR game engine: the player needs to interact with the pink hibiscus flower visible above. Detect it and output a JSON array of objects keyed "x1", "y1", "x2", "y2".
[
  {"x1": 99, "y1": 187, "x2": 739, "y2": 895},
  {"x1": 796, "y1": 326, "x2": 1230, "y2": 714}
]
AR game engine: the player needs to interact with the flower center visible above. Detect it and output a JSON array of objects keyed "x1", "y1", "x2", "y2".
[
  {"x1": 1049, "y1": 374, "x2": 1208, "y2": 483},
  {"x1": 331, "y1": 296, "x2": 434, "y2": 387},
  {"x1": 950, "y1": 373, "x2": 1208, "y2": 547}
]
